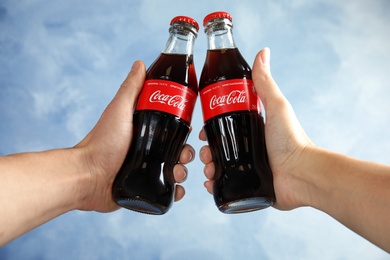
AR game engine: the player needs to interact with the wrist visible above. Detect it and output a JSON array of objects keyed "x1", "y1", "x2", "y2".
[
  {"x1": 292, "y1": 146, "x2": 324, "y2": 208},
  {"x1": 294, "y1": 146, "x2": 347, "y2": 210},
  {"x1": 64, "y1": 147, "x2": 94, "y2": 211},
  {"x1": 70, "y1": 144, "x2": 121, "y2": 212},
  {"x1": 276, "y1": 144, "x2": 318, "y2": 209}
]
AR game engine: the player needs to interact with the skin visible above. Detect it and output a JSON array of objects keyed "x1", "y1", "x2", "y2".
[
  {"x1": 1, "y1": 50, "x2": 389, "y2": 253},
  {"x1": 199, "y1": 48, "x2": 390, "y2": 252},
  {"x1": 0, "y1": 61, "x2": 195, "y2": 246}
]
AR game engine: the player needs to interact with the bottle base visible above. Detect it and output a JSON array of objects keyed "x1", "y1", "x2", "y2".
[
  {"x1": 218, "y1": 197, "x2": 274, "y2": 214},
  {"x1": 115, "y1": 197, "x2": 168, "y2": 215}
]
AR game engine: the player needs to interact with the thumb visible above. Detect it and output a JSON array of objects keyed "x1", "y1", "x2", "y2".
[
  {"x1": 115, "y1": 60, "x2": 146, "y2": 109},
  {"x1": 252, "y1": 48, "x2": 284, "y2": 110}
]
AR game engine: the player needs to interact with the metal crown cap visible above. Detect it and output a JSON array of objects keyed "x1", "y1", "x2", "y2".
[
  {"x1": 170, "y1": 16, "x2": 199, "y2": 31},
  {"x1": 203, "y1": 11, "x2": 232, "y2": 26}
]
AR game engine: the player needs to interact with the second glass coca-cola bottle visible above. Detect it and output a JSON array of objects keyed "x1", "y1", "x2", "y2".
[
  {"x1": 112, "y1": 16, "x2": 199, "y2": 215},
  {"x1": 199, "y1": 11, "x2": 275, "y2": 213}
]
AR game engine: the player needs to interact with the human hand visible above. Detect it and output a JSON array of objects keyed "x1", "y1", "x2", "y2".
[
  {"x1": 199, "y1": 48, "x2": 313, "y2": 210},
  {"x1": 75, "y1": 60, "x2": 194, "y2": 213}
]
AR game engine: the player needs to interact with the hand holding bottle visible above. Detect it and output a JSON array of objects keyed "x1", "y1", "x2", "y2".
[
  {"x1": 78, "y1": 60, "x2": 195, "y2": 212},
  {"x1": 199, "y1": 48, "x2": 390, "y2": 252},
  {"x1": 199, "y1": 47, "x2": 312, "y2": 210},
  {"x1": 0, "y1": 60, "x2": 195, "y2": 245}
]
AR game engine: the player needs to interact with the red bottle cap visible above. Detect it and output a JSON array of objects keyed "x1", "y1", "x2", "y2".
[
  {"x1": 170, "y1": 16, "x2": 199, "y2": 31},
  {"x1": 203, "y1": 11, "x2": 232, "y2": 26}
]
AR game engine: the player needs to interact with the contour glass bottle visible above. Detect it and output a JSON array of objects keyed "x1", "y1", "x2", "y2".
[
  {"x1": 112, "y1": 16, "x2": 199, "y2": 215},
  {"x1": 199, "y1": 11, "x2": 275, "y2": 214}
]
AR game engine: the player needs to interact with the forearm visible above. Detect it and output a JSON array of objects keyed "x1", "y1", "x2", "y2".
[
  {"x1": 0, "y1": 148, "x2": 88, "y2": 245},
  {"x1": 300, "y1": 147, "x2": 390, "y2": 252}
]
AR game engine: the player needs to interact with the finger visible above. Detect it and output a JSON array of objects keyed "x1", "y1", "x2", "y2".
[
  {"x1": 116, "y1": 60, "x2": 146, "y2": 109},
  {"x1": 199, "y1": 145, "x2": 212, "y2": 164},
  {"x1": 198, "y1": 127, "x2": 207, "y2": 141},
  {"x1": 203, "y1": 162, "x2": 215, "y2": 180},
  {"x1": 252, "y1": 48, "x2": 285, "y2": 109},
  {"x1": 179, "y1": 144, "x2": 195, "y2": 164},
  {"x1": 204, "y1": 180, "x2": 213, "y2": 194},
  {"x1": 174, "y1": 185, "x2": 186, "y2": 201},
  {"x1": 173, "y1": 164, "x2": 188, "y2": 183}
]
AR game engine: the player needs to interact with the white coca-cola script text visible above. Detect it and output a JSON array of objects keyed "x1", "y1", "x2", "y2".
[
  {"x1": 209, "y1": 90, "x2": 246, "y2": 109},
  {"x1": 149, "y1": 90, "x2": 187, "y2": 110}
]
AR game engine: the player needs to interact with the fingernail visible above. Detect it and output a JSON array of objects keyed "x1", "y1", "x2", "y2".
[
  {"x1": 199, "y1": 148, "x2": 204, "y2": 163},
  {"x1": 189, "y1": 148, "x2": 195, "y2": 162},
  {"x1": 182, "y1": 167, "x2": 188, "y2": 182},
  {"x1": 261, "y1": 47, "x2": 270, "y2": 66},
  {"x1": 130, "y1": 60, "x2": 141, "y2": 72}
]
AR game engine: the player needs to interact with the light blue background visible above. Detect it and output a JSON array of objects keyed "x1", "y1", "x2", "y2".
[{"x1": 1, "y1": 0, "x2": 389, "y2": 259}]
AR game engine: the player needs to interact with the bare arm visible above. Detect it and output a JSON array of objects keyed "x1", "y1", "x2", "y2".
[
  {"x1": 0, "y1": 149, "x2": 89, "y2": 245},
  {"x1": 299, "y1": 147, "x2": 390, "y2": 251},
  {"x1": 0, "y1": 61, "x2": 194, "y2": 245},
  {"x1": 199, "y1": 48, "x2": 390, "y2": 252}
]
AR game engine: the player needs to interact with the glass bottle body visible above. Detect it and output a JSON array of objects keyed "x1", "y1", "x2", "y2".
[
  {"x1": 112, "y1": 17, "x2": 198, "y2": 215},
  {"x1": 200, "y1": 13, "x2": 275, "y2": 213}
]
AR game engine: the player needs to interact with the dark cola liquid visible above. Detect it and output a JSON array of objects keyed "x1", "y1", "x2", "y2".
[
  {"x1": 200, "y1": 48, "x2": 275, "y2": 213},
  {"x1": 112, "y1": 53, "x2": 197, "y2": 215}
]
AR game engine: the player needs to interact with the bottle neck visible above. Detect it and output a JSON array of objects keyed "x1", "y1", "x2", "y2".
[
  {"x1": 162, "y1": 24, "x2": 197, "y2": 55},
  {"x1": 204, "y1": 18, "x2": 236, "y2": 50}
]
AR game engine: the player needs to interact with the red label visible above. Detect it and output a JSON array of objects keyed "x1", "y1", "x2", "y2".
[
  {"x1": 135, "y1": 79, "x2": 197, "y2": 124},
  {"x1": 200, "y1": 79, "x2": 261, "y2": 122}
]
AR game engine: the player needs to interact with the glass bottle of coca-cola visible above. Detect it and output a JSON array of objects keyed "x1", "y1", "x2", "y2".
[
  {"x1": 112, "y1": 16, "x2": 199, "y2": 215},
  {"x1": 199, "y1": 11, "x2": 275, "y2": 213}
]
